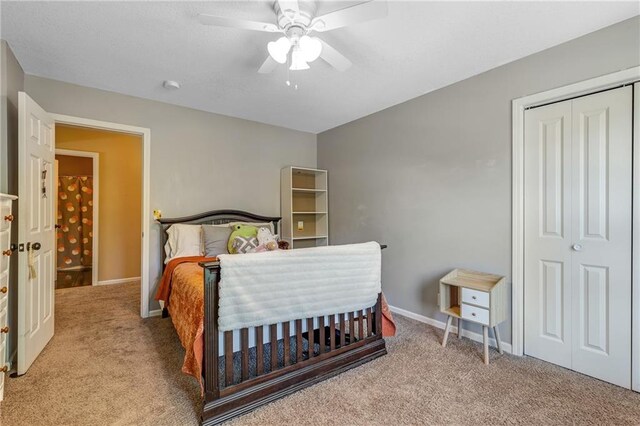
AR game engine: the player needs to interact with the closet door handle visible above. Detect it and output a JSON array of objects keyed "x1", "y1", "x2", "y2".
[{"x1": 572, "y1": 244, "x2": 583, "y2": 252}]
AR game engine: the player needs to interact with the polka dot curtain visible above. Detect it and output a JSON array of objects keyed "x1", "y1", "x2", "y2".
[{"x1": 57, "y1": 176, "x2": 93, "y2": 269}]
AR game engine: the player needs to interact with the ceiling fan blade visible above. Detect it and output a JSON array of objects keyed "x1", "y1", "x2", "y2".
[
  {"x1": 311, "y1": 1, "x2": 388, "y2": 32},
  {"x1": 317, "y1": 39, "x2": 352, "y2": 72},
  {"x1": 198, "y1": 13, "x2": 279, "y2": 32},
  {"x1": 277, "y1": 0, "x2": 300, "y2": 21},
  {"x1": 258, "y1": 56, "x2": 279, "y2": 74}
]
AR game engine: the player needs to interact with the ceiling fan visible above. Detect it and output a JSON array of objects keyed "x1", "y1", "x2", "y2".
[{"x1": 198, "y1": 0, "x2": 388, "y2": 74}]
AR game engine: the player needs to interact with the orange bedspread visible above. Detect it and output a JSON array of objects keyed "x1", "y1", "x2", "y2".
[
  {"x1": 155, "y1": 256, "x2": 214, "y2": 391},
  {"x1": 155, "y1": 257, "x2": 396, "y2": 393}
]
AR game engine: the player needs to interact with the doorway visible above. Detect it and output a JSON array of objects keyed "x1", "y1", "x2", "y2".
[
  {"x1": 54, "y1": 125, "x2": 142, "y2": 290},
  {"x1": 16, "y1": 92, "x2": 152, "y2": 376},
  {"x1": 54, "y1": 149, "x2": 99, "y2": 289}
]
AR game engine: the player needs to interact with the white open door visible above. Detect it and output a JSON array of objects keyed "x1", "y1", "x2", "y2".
[{"x1": 17, "y1": 92, "x2": 55, "y2": 375}]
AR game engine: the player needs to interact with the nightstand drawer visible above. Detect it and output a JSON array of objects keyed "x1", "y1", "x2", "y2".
[
  {"x1": 461, "y1": 303, "x2": 489, "y2": 325},
  {"x1": 461, "y1": 287, "x2": 490, "y2": 308}
]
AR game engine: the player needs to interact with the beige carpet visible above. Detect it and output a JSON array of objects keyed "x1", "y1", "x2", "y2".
[{"x1": 2, "y1": 282, "x2": 640, "y2": 425}]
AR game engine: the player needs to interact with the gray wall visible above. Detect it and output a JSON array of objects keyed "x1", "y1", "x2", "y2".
[
  {"x1": 23, "y1": 75, "x2": 317, "y2": 314},
  {"x1": 0, "y1": 40, "x2": 23, "y2": 195},
  {"x1": 0, "y1": 40, "x2": 24, "y2": 365},
  {"x1": 317, "y1": 17, "x2": 640, "y2": 343}
]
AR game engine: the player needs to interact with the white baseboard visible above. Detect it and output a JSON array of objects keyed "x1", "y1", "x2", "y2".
[
  {"x1": 95, "y1": 276, "x2": 141, "y2": 286},
  {"x1": 389, "y1": 304, "x2": 512, "y2": 354},
  {"x1": 148, "y1": 309, "x2": 162, "y2": 317}
]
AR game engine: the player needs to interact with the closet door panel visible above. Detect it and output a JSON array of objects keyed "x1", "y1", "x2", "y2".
[
  {"x1": 523, "y1": 100, "x2": 573, "y2": 368},
  {"x1": 570, "y1": 85, "x2": 632, "y2": 388}
]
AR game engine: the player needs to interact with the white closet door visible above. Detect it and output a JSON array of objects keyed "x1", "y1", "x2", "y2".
[
  {"x1": 524, "y1": 86, "x2": 632, "y2": 388},
  {"x1": 524, "y1": 100, "x2": 573, "y2": 369},
  {"x1": 570, "y1": 86, "x2": 632, "y2": 388}
]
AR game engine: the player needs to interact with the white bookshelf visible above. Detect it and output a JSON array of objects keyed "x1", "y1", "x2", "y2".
[{"x1": 281, "y1": 166, "x2": 328, "y2": 249}]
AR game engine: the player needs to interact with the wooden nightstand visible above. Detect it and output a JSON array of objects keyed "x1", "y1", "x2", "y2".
[{"x1": 438, "y1": 269, "x2": 507, "y2": 364}]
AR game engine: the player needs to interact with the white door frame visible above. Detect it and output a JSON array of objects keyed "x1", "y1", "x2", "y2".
[
  {"x1": 51, "y1": 114, "x2": 152, "y2": 318},
  {"x1": 511, "y1": 66, "x2": 640, "y2": 390},
  {"x1": 54, "y1": 148, "x2": 100, "y2": 287}
]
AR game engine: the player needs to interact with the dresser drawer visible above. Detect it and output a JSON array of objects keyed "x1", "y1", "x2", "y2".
[
  {"x1": 0, "y1": 272, "x2": 7, "y2": 308},
  {"x1": 0, "y1": 304, "x2": 7, "y2": 349},
  {"x1": 0, "y1": 200, "x2": 11, "y2": 232},
  {"x1": 0, "y1": 230, "x2": 8, "y2": 274},
  {"x1": 0, "y1": 332, "x2": 5, "y2": 400},
  {"x1": 461, "y1": 287, "x2": 490, "y2": 308},
  {"x1": 461, "y1": 303, "x2": 489, "y2": 325}
]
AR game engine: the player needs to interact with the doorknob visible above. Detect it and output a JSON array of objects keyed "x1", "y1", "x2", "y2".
[
  {"x1": 31, "y1": 242, "x2": 41, "y2": 251},
  {"x1": 572, "y1": 244, "x2": 583, "y2": 251},
  {"x1": 0, "y1": 326, "x2": 8, "y2": 333}
]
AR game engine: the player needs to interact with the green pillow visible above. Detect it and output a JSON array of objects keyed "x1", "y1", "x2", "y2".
[{"x1": 227, "y1": 224, "x2": 258, "y2": 254}]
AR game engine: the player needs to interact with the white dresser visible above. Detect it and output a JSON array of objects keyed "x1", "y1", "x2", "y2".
[{"x1": 0, "y1": 193, "x2": 17, "y2": 401}]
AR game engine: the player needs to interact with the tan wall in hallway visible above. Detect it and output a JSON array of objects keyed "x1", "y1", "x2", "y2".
[
  {"x1": 56, "y1": 125, "x2": 142, "y2": 282},
  {"x1": 56, "y1": 154, "x2": 93, "y2": 176}
]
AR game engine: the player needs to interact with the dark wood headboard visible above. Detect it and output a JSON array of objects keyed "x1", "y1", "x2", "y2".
[{"x1": 158, "y1": 209, "x2": 281, "y2": 267}]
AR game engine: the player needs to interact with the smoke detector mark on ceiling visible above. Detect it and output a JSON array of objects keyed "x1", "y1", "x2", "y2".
[{"x1": 163, "y1": 80, "x2": 181, "y2": 90}]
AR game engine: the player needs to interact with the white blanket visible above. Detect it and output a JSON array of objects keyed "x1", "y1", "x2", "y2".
[{"x1": 216, "y1": 242, "x2": 382, "y2": 331}]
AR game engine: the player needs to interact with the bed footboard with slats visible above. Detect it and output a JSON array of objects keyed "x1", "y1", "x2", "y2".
[{"x1": 199, "y1": 261, "x2": 387, "y2": 425}]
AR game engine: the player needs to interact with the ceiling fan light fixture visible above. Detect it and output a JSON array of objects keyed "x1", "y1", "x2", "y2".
[
  {"x1": 299, "y1": 35, "x2": 322, "y2": 62},
  {"x1": 289, "y1": 46, "x2": 310, "y2": 70},
  {"x1": 267, "y1": 36, "x2": 291, "y2": 64}
]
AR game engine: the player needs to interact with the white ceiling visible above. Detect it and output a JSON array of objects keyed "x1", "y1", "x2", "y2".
[{"x1": 1, "y1": 1, "x2": 638, "y2": 133}]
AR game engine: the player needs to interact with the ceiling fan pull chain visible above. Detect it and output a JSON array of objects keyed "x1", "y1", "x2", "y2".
[
  {"x1": 285, "y1": 61, "x2": 299, "y2": 90},
  {"x1": 286, "y1": 59, "x2": 291, "y2": 87}
]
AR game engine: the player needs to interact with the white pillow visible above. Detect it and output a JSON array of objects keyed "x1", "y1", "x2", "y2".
[{"x1": 164, "y1": 224, "x2": 203, "y2": 263}]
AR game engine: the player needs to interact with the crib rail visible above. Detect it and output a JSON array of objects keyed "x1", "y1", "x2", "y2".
[{"x1": 199, "y1": 260, "x2": 386, "y2": 425}]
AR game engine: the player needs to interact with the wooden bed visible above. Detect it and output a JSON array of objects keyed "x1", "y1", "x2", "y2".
[{"x1": 158, "y1": 210, "x2": 387, "y2": 425}]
